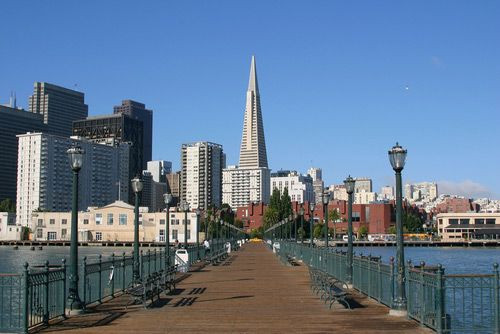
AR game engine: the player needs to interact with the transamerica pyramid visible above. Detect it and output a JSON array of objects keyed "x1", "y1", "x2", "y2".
[{"x1": 238, "y1": 56, "x2": 268, "y2": 169}]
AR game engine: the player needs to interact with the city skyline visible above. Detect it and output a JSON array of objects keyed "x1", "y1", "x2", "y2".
[{"x1": 1, "y1": 1, "x2": 499, "y2": 198}]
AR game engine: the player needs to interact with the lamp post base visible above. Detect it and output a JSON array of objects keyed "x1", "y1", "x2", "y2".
[{"x1": 389, "y1": 309, "x2": 408, "y2": 317}]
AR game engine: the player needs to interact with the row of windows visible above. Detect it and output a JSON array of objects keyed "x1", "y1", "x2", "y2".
[
  {"x1": 37, "y1": 216, "x2": 194, "y2": 226},
  {"x1": 448, "y1": 218, "x2": 496, "y2": 225}
]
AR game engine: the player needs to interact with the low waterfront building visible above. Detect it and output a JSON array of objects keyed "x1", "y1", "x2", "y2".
[
  {"x1": 0, "y1": 212, "x2": 20, "y2": 240},
  {"x1": 436, "y1": 212, "x2": 500, "y2": 241},
  {"x1": 30, "y1": 200, "x2": 199, "y2": 243}
]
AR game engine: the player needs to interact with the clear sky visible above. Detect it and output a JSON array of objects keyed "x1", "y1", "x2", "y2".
[{"x1": 1, "y1": 1, "x2": 499, "y2": 198}]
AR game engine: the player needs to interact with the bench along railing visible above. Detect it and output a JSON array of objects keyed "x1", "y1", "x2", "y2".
[{"x1": 277, "y1": 240, "x2": 500, "y2": 334}]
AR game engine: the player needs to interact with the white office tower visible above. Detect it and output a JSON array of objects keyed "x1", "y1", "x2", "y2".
[
  {"x1": 270, "y1": 170, "x2": 314, "y2": 203},
  {"x1": 223, "y1": 56, "x2": 271, "y2": 208},
  {"x1": 181, "y1": 142, "x2": 225, "y2": 210},
  {"x1": 16, "y1": 133, "x2": 129, "y2": 227}
]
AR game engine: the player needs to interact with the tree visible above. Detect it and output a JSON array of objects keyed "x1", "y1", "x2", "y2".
[
  {"x1": 358, "y1": 225, "x2": 368, "y2": 239},
  {"x1": 263, "y1": 207, "x2": 279, "y2": 231},
  {"x1": 280, "y1": 187, "x2": 292, "y2": 220},
  {"x1": 313, "y1": 223, "x2": 323, "y2": 239},
  {"x1": 329, "y1": 208, "x2": 341, "y2": 240},
  {"x1": 269, "y1": 188, "x2": 281, "y2": 211},
  {"x1": 403, "y1": 213, "x2": 423, "y2": 232},
  {"x1": 297, "y1": 227, "x2": 305, "y2": 241},
  {"x1": 388, "y1": 225, "x2": 396, "y2": 234},
  {"x1": 0, "y1": 199, "x2": 15, "y2": 212}
]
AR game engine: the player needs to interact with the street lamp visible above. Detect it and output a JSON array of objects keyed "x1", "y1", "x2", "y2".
[
  {"x1": 195, "y1": 208, "x2": 201, "y2": 260},
  {"x1": 323, "y1": 192, "x2": 330, "y2": 248},
  {"x1": 309, "y1": 202, "x2": 315, "y2": 248},
  {"x1": 131, "y1": 176, "x2": 143, "y2": 283},
  {"x1": 299, "y1": 205, "x2": 305, "y2": 244},
  {"x1": 66, "y1": 146, "x2": 84, "y2": 312},
  {"x1": 389, "y1": 142, "x2": 408, "y2": 315},
  {"x1": 181, "y1": 201, "x2": 190, "y2": 249},
  {"x1": 344, "y1": 175, "x2": 355, "y2": 286},
  {"x1": 163, "y1": 193, "x2": 173, "y2": 267}
]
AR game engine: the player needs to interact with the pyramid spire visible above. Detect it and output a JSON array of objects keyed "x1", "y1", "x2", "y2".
[
  {"x1": 247, "y1": 55, "x2": 259, "y2": 94},
  {"x1": 239, "y1": 56, "x2": 268, "y2": 169}
]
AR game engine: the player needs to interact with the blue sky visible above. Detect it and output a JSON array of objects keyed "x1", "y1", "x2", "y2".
[{"x1": 1, "y1": 1, "x2": 499, "y2": 198}]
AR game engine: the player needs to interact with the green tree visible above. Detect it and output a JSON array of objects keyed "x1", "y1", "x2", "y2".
[
  {"x1": 388, "y1": 225, "x2": 396, "y2": 234},
  {"x1": 280, "y1": 187, "x2": 292, "y2": 220},
  {"x1": 403, "y1": 213, "x2": 423, "y2": 232},
  {"x1": 263, "y1": 207, "x2": 279, "y2": 231},
  {"x1": 269, "y1": 188, "x2": 281, "y2": 211},
  {"x1": 313, "y1": 223, "x2": 323, "y2": 238},
  {"x1": 0, "y1": 199, "x2": 15, "y2": 212},
  {"x1": 358, "y1": 225, "x2": 368, "y2": 239},
  {"x1": 297, "y1": 227, "x2": 305, "y2": 241},
  {"x1": 329, "y1": 208, "x2": 341, "y2": 240}
]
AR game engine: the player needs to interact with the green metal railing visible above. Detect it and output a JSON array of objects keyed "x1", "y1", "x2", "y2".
[
  {"x1": 276, "y1": 240, "x2": 500, "y2": 334},
  {"x1": 0, "y1": 274, "x2": 24, "y2": 333}
]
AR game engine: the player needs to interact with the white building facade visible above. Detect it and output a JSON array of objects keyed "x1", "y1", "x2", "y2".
[
  {"x1": 270, "y1": 170, "x2": 314, "y2": 203},
  {"x1": 223, "y1": 166, "x2": 270, "y2": 208},
  {"x1": 0, "y1": 212, "x2": 20, "y2": 240},
  {"x1": 16, "y1": 133, "x2": 129, "y2": 227}
]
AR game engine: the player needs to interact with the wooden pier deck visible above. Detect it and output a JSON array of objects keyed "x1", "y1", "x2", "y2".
[{"x1": 40, "y1": 242, "x2": 430, "y2": 333}]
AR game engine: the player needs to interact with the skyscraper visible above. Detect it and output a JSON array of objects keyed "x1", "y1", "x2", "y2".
[
  {"x1": 239, "y1": 56, "x2": 268, "y2": 169},
  {"x1": 223, "y1": 56, "x2": 271, "y2": 208},
  {"x1": 29, "y1": 82, "x2": 88, "y2": 137},
  {"x1": 114, "y1": 100, "x2": 153, "y2": 169},
  {"x1": 181, "y1": 142, "x2": 225, "y2": 210}
]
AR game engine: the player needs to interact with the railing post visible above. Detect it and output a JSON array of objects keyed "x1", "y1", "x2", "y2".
[
  {"x1": 140, "y1": 250, "x2": 144, "y2": 279},
  {"x1": 493, "y1": 263, "x2": 499, "y2": 333},
  {"x1": 23, "y1": 262, "x2": 29, "y2": 334},
  {"x1": 110, "y1": 253, "x2": 115, "y2": 297},
  {"x1": 420, "y1": 261, "x2": 425, "y2": 326},
  {"x1": 390, "y1": 257, "x2": 395, "y2": 309},
  {"x1": 62, "y1": 259, "x2": 67, "y2": 317},
  {"x1": 43, "y1": 261, "x2": 49, "y2": 325},
  {"x1": 436, "y1": 264, "x2": 445, "y2": 334},
  {"x1": 98, "y1": 254, "x2": 102, "y2": 303},
  {"x1": 82, "y1": 256, "x2": 87, "y2": 307},
  {"x1": 122, "y1": 253, "x2": 126, "y2": 291},
  {"x1": 147, "y1": 249, "x2": 151, "y2": 276}
]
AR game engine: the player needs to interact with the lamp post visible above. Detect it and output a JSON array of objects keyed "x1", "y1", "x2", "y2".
[
  {"x1": 181, "y1": 201, "x2": 190, "y2": 249},
  {"x1": 163, "y1": 193, "x2": 173, "y2": 267},
  {"x1": 344, "y1": 175, "x2": 355, "y2": 286},
  {"x1": 299, "y1": 205, "x2": 305, "y2": 244},
  {"x1": 389, "y1": 142, "x2": 408, "y2": 315},
  {"x1": 66, "y1": 146, "x2": 84, "y2": 312},
  {"x1": 309, "y1": 202, "x2": 315, "y2": 248},
  {"x1": 294, "y1": 213, "x2": 298, "y2": 242},
  {"x1": 195, "y1": 208, "x2": 201, "y2": 260},
  {"x1": 323, "y1": 192, "x2": 330, "y2": 248},
  {"x1": 131, "y1": 176, "x2": 143, "y2": 283}
]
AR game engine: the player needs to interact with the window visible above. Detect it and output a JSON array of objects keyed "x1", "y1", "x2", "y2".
[
  {"x1": 160, "y1": 219, "x2": 165, "y2": 225},
  {"x1": 172, "y1": 230, "x2": 178, "y2": 240},
  {"x1": 486, "y1": 219, "x2": 496, "y2": 225},
  {"x1": 187, "y1": 230, "x2": 191, "y2": 239},
  {"x1": 475, "y1": 219, "x2": 485, "y2": 225},
  {"x1": 49, "y1": 219, "x2": 55, "y2": 225},
  {"x1": 95, "y1": 232, "x2": 102, "y2": 241},
  {"x1": 119, "y1": 214, "x2": 127, "y2": 225},
  {"x1": 62, "y1": 219, "x2": 67, "y2": 225},
  {"x1": 83, "y1": 219, "x2": 89, "y2": 225},
  {"x1": 36, "y1": 229, "x2": 43, "y2": 238},
  {"x1": 37, "y1": 219, "x2": 43, "y2": 226},
  {"x1": 107, "y1": 213, "x2": 113, "y2": 225},
  {"x1": 459, "y1": 219, "x2": 469, "y2": 225},
  {"x1": 96, "y1": 214, "x2": 102, "y2": 225},
  {"x1": 352, "y1": 212, "x2": 361, "y2": 222},
  {"x1": 47, "y1": 232, "x2": 57, "y2": 240},
  {"x1": 187, "y1": 219, "x2": 191, "y2": 225},
  {"x1": 438, "y1": 219, "x2": 443, "y2": 225},
  {"x1": 159, "y1": 229, "x2": 165, "y2": 242},
  {"x1": 449, "y1": 219, "x2": 459, "y2": 225},
  {"x1": 61, "y1": 229, "x2": 67, "y2": 238}
]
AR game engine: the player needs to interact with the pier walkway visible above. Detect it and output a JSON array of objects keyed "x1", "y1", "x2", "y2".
[{"x1": 41, "y1": 242, "x2": 429, "y2": 333}]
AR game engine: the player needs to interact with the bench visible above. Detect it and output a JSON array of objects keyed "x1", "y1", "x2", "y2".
[
  {"x1": 125, "y1": 273, "x2": 162, "y2": 308},
  {"x1": 308, "y1": 267, "x2": 352, "y2": 309},
  {"x1": 207, "y1": 249, "x2": 227, "y2": 265},
  {"x1": 161, "y1": 264, "x2": 178, "y2": 291}
]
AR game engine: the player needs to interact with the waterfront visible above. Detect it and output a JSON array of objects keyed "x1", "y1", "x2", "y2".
[{"x1": 0, "y1": 244, "x2": 498, "y2": 275}]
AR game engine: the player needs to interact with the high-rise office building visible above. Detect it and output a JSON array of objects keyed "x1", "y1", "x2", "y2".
[
  {"x1": 147, "y1": 160, "x2": 172, "y2": 183},
  {"x1": 181, "y1": 142, "x2": 225, "y2": 210},
  {"x1": 223, "y1": 56, "x2": 271, "y2": 208},
  {"x1": 29, "y1": 82, "x2": 88, "y2": 137},
  {"x1": 16, "y1": 133, "x2": 129, "y2": 227},
  {"x1": 166, "y1": 171, "x2": 181, "y2": 206},
  {"x1": 114, "y1": 100, "x2": 153, "y2": 169},
  {"x1": 354, "y1": 178, "x2": 373, "y2": 193},
  {"x1": 308, "y1": 167, "x2": 322, "y2": 182},
  {"x1": 72, "y1": 113, "x2": 143, "y2": 203},
  {"x1": 0, "y1": 104, "x2": 47, "y2": 203},
  {"x1": 270, "y1": 170, "x2": 314, "y2": 204},
  {"x1": 307, "y1": 167, "x2": 324, "y2": 204}
]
